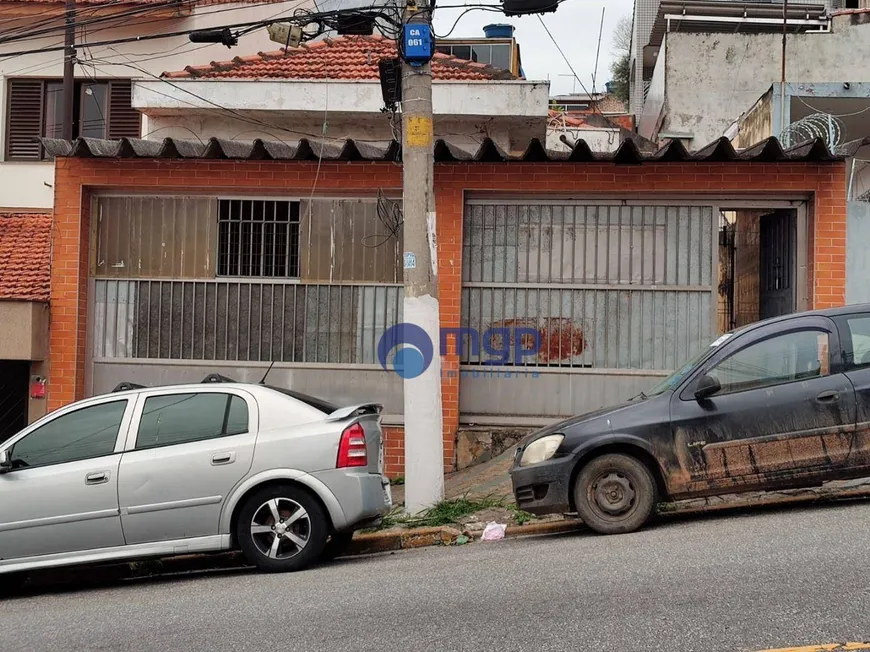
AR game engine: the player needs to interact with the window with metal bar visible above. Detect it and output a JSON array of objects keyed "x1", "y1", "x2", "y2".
[{"x1": 217, "y1": 199, "x2": 300, "y2": 278}]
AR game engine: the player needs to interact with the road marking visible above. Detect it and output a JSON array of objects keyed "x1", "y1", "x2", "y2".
[{"x1": 755, "y1": 644, "x2": 870, "y2": 652}]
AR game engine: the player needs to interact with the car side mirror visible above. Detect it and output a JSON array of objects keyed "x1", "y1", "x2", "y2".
[
  {"x1": 0, "y1": 449, "x2": 12, "y2": 474},
  {"x1": 694, "y1": 374, "x2": 721, "y2": 401}
]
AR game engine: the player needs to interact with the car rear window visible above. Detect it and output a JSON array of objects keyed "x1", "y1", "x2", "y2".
[{"x1": 264, "y1": 386, "x2": 338, "y2": 414}]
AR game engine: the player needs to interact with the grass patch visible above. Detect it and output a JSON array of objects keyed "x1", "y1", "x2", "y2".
[
  {"x1": 507, "y1": 504, "x2": 535, "y2": 526},
  {"x1": 390, "y1": 476, "x2": 405, "y2": 486},
  {"x1": 372, "y1": 493, "x2": 536, "y2": 530}
]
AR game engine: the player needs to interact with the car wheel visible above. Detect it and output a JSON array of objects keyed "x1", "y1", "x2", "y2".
[
  {"x1": 321, "y1": 532, "x2": 355, "y2": 562},
  {"x1": 573, "y1": 453, "x2": 658, "y2": 535},
  {"x1": 236, "y1": 485, "x2": 329, "y2": 573}
]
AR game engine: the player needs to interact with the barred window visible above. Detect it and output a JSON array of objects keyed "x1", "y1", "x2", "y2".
[{"x1": 217, "y1": 199, "x2": 300, "y2": 278}]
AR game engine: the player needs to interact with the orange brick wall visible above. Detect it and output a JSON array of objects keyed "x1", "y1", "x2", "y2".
[{"x1": 50, "y1": 158, "x2": 848, "y2": 476}]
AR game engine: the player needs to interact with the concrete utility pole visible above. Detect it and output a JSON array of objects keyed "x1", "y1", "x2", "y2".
[
  {"x1": 62, "y1": 0, "x2": 76, "y2": 140},
  {"x1": 400, "y1": 0, "x2": 444, "y2": 514}
]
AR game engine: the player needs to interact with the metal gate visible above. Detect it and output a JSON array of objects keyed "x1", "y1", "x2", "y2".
[
  {"x1": 760, "y1": 209, "x2": 797, "y2": 320},
  {"x1": 459, "y1": 201, "x2": 716, "y2": 422},
  {"x1": 0, "y1": 361, "x2": 29, "y2": 443}
]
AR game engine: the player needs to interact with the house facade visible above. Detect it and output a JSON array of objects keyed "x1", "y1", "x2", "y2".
[
  {"x1": 39, "y1": 134, "x2": 851, "y2": 476},
  {"x1": 0, "y1": 0, "x2": 315, "y2": 212},
  {"x1": 636, "y1": 6, "x2": 870, "y2": 147}
]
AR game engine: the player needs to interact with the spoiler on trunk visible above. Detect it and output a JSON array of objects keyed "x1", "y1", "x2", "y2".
[{"x1": 325, "y1": 403, "x2": 384, "y2": 422}]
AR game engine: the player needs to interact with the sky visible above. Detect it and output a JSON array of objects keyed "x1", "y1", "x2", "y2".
[{"x1": 432, "y1": 0, "x2": 634, "y2": 96}]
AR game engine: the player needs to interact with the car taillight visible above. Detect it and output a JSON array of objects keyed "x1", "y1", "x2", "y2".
[{"x1": 337, "y1": 423, "x2": 368, "y2": 468}]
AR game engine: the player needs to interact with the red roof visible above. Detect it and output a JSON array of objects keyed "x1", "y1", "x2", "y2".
[
  {"x1": 0, "y1": 213, "x2": 51, "y2": 302},
  {"x1": 163, "y1": 35, "x2": 516, "y2": 81},
  {"x1": 548, "y1": 110, "x2": 635, "y2": 131}
]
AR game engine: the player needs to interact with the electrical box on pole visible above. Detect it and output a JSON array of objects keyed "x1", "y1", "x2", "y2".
[{"x1": 401, "y1": 23, "x2": 433, "y2": 67}]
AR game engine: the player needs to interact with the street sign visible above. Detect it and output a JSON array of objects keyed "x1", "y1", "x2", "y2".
[{"x1": 402, "y1": 23, "x2": 432, "y2": 65}]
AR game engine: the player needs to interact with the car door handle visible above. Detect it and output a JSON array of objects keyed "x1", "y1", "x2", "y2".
[
  {"x1": 211, "y1": 452, "x2": 235, "y2": 466},
  {"x1": 816, "y1": 390, "x2": 840, "y2": 403},
  {"x1": 85, "y1": 472, "x2": 109, "y2": 485}
]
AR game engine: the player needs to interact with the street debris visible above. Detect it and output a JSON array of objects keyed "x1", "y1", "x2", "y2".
[{"x1": 481, "y1": 522, "x2": 507, "y2": 541}]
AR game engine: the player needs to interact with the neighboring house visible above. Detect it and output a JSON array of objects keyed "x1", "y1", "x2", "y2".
[
  {"x1": 546, "y1": 111, "x2": 645, "y2": 153},
  {"x1": 729, "y1": 80, "x2": 870, "y2": 307},
  {"x1": 635, "y1": 4, "x2": 870, "y2": 147},
  {"x1": 0, "y1": 211, "x2": 50, "y2": 440},
  {"x1": 549, "y1": 89, "x2": 627, "y2": 117},
  {"x1": 434, "y1": 23, "x2": 524, "y2": 78},
  {"x1": 546, "y1": 88, "x2": 635, "y2": 153},
  {"x1": 0, "y1": 0, "x2": 316, "y2": 211},
  {"x1": 135, "y1": 34, "x2": 548, "y2": 152},
  {"x1": 628, "y1": 0, "x2": 840, "y2": 119}
]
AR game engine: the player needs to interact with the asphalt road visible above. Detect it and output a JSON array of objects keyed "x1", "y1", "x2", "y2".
[{"x1": 5, "y1": 501, "x2": 870, "y2": 652}]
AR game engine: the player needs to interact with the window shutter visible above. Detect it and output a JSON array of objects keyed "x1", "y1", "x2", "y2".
[
  {"x1": 106, "y1": 80, "x2": 141, "y2": 140},
  {"x1": 5, "y1": 79, "x2": 44, "y2": 160}
]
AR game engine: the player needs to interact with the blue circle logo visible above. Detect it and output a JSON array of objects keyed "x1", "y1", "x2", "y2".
[{"x1": 377, "y1": 323, "x2": 434, "y2": 379}]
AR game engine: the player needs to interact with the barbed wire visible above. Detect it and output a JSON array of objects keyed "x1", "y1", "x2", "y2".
[{"x1": 779, "y1": 112, "x2": 845, "y2": 151}]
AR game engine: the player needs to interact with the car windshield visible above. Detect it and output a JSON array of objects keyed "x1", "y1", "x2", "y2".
[{"x1": 644, "y1": 332, "x2": 734, "y2": 397}]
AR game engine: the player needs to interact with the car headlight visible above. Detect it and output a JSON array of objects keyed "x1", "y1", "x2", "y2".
[{"x1": 519, "y1": 434, "x2": 564, "y2": 467}]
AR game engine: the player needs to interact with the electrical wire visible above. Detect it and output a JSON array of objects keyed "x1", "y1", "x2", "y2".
[
  {"x1": 788, "y1": 85, "x2": 870, "y2": 118},
  {"x1": 0, "y1": 0, "x2": 315, "y2": 67},
  {"x1": 0, "y1": 2, "x2": 506, "y2": 58},
  {"x1": 535, "y1": 12, "x2": 627, "y2": 136},
  {"x1": 83, "y1": 54, "x2": 389, "y2": 144}
]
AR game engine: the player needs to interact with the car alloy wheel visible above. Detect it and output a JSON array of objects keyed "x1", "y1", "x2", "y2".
[
  {"x1": 250, "y1": 497, "x2": 311, "y2": 560},
  {"x1": 236, "y1": 484, "x2": 328, "y2": 572}
]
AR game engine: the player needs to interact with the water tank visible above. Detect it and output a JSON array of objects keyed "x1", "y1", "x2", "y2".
[{"x1": 483, "y1": 24, "x2": 515, "y2": 39}]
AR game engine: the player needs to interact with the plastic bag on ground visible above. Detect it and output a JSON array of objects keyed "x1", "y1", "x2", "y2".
[{"x1": 481, "y1": 522, "x2": 506, "y2": 541}]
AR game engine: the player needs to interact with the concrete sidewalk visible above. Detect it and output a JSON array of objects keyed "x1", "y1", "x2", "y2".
[{"x1": 391, "y1": 447, "x2": 516, "y2": 505}]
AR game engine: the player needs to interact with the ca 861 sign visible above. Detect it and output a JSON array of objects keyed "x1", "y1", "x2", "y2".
[{"x1": 402, "y1": 23, "x2": 433, "y2": 65}]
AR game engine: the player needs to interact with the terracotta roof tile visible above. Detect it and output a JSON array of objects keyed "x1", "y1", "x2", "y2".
[
  {"x1": 162, "y1": 35, "x2": 516, "y2": 81},
  {"x1": 0, "y1": 212, "x2": 51, "y2": 302}
]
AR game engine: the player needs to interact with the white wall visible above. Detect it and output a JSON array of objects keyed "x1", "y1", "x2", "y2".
[
  {"x1": 0, "y1": 0, "x2": 312, "y2": 210},
  {"x1": 546, "y1": 127, "x2": 621, "y2": 153},
  {"x1": 135, "y1": 78, "x2": 550, "y2": 151},
  {"x1": 659, "y1": 14, "x2": 870, "y2": 148}
]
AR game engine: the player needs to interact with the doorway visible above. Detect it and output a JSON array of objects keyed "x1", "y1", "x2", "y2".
[
  {"x1": 759, "y1": 209, "x2": 797, "y2": 320},
  {"x1": 0, "y1": 361, "x2": 29, "y2": 443},
  {"x1": 717, "y1": 207, "x2": 801, "y2": 333}
]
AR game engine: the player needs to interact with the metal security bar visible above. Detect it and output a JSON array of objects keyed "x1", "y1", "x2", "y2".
[
  {"x1": 461, "y1": 203, "x2": 715, "y2": 369},
  {"x1": 217, "y1": 199, "x2": 300, "y2": 278},
  {"x1": 93, "y1": 279, "x2": 402, "y2": 364}
]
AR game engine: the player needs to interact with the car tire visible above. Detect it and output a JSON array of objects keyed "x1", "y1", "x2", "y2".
[
  {"x1": 236, "y1": 484, "x2": 329, "y2": 573},
  {"x1": 321, "y1": 532, "x2": 355, "y2": 562},
  {"x1": 573, "y1": 453, "x2": 658, "y2": 535}
]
